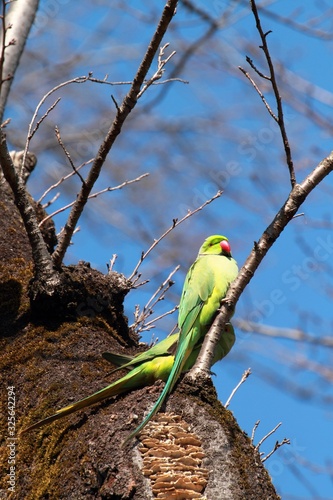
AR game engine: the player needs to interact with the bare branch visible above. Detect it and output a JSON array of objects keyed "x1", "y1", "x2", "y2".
[
  {"x1": 245, "y1": 55, "x2": 270, "y2": 81},
  {"x1": 42, "y1": 192, "x2": 60, "y2": 210},
  {"x1": 225, "y1": 368, "x2": 251, "y2": 409},
  {"x1": 235, "y1": 319, "x2": 333, "y2": 348},
  {"x1": 22, "y1": 70, "x2": 185, "y2": 169},
  {"x1": 242, "y1": 0, "x2": 296, "y2": 188},
  {"x1": 150, "y1": 77, "x2": 188, "y2": 86},
  {"x1": 143, "y1": 0, "x2": 241, "y2": 111},
  {"x1": 55, "y1": 126, "x2": 86, "y2": 185},
  {"x1": 254, "y1": 1, "x2": 333, "y2": 41},
  {"x1": 140, "y1": 265, "x2": 179, "y2": 314},
  {"x1": 37, "y1": 159, "x2": 92, "y2": 204},
  {"x1": 52, "y1": 0, "x2": 178, "y2": 268},
  {"x1": 251, "y1": 419, "x2": 290, "y2": 463},
  {"x1": 85, "y1": 74, "x2": 187, "y2": 87},
  {"x1": 238, "y1": 66, "x2": 277, "y2": 122},
  {"x1": 128, "y1": 190, "x2": 223, "y2": 281},
  {"x1": 0, "y1": 0, "x2": 39, "y2": 122},
  {"x1": 0, "y1": 129, "x2": 59, "y2": 289},
  {"x1": 39, "y1": 173, "x2": 149, "y2": 228},
  {"x1": 255, "y1": 422, "x2": 282, "y2": 452},
  {"x1": 86, "y1": 173, "x2": 149, "y2": 200},
  {"x1": 130, "y1": 265, "x2": 179, "y2": 335},
  {"x1": 262, "y1": 438, "x2": 291, "y2": 463},
  {"x1": 29, "y1": 98, "x2": 61, "y2": 144},
  {"x1": 142, "y1": 306, "x2": 178, "y2": 332},
  {"x1": 251, "y1": 420, "x2": 260, "y2": 444},
  {"x1": 137, "y1": 43, "x2": 176, "y2": 99},
  {"x1": 190, "y1": 151, "x2": 333, "y2": 377},
  {"x1": 23, "y1": 75, "x2": 92, "y2": 173},
  {"x1": 107, "y1": 254, "x2": 117, "y2": 273}
]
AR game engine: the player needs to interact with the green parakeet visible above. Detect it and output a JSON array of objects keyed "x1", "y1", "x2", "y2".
[
  {"x1": 125, "y1": 234, "x2": 238, "y2": 443},
  {"x1": 21, "y1": 324, "x2": 235, "y2": 433}
]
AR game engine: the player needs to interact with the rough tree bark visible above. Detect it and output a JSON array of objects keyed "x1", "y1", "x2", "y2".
[
  {"x1": 0, "y1": 181, "x2": 279, "y2": 499},
  {"x1": 0, "y1": 0, "x2": 280, "y2": 497}
]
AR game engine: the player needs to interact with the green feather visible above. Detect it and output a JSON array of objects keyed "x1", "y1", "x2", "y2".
[
  {"x1": 21, "y1": 324, "x2": 235, "y2": 434},
  {"x1": 124, "y1": 234, "x2": 238, "y2": 443},
  {"x1": 102, "y1": 333, "x2": 178, "y2": 374}
]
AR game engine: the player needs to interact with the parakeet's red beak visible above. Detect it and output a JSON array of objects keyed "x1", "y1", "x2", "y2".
[{"x1": 220, "y1": 240, "x2": 231, "y2": 256}]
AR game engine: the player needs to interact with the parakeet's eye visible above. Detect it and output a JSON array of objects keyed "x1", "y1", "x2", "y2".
[{"x1": 220, "y1": 240, "x2": 231, "y2": 255}]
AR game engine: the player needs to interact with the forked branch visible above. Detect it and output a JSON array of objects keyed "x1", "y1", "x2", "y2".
[
  {"x1": 52, "y1": 0, "x2": 178, "y2": 268},
  {"x1": 239, "y1": 0, "x2": 296, "y2": 188}
]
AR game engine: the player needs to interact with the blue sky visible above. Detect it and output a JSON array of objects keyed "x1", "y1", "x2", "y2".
[{"x1": 7, "y1": 1, "x2": 333, "y2": 498}]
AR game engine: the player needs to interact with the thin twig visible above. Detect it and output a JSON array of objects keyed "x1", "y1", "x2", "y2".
[
  {"x1": 137, "y1": 43, "x2": 176, "y2": 99},
  {"x1": 55, "y1": 126, "x2": 86, "y2": 185},
  {"x1": 0, "y1": 117, "x2": 10, "y2": 128},
  {"x1": 253, "y1": 1, "x2": 333, "y2": 41},
  {"x1": 234, "y1": 319, "x2": 333, "y2": 348},
  {"x1": 262, "y1": 438, "x2": 291, "y2": 463},
  {"x1": 143, "y1": 305, "x2": 178, "y2": 331},
  {"x1": 249, "y1": 0, "x2": 296, "y2": 188},
  {"x1": 128, "y1": 190, "x2": 223, "y2": 281},
  {"x1": 225, "y1": 368, "x2": 251, "y2": 409},
  {"x1": 238, "y1": 66, "x2": 277, "y2": 121},
  {"x1": 29, "y1": 98, "x2": 61, "y2": 145},
  {"x1": 142, "y1": 0, "x2": 240, "y2": 112},
  {"x1": 37, "y1": 159, "x2": 92, "y2": 204},
  {"x1": 22, "y1": 75, "x2": 91, "y2": 173},
  {"x1": 107, "y1": 254, "x2": 117, "y2": 273},
  {"x1": 255, "y1": 422, "x2": 282, "y2": 451},
  {"x1": 150, "y1": 77, "x2": 188, "y2": 86},
  {"x1": 131, "y1": 279, "x2": 150, "y2": 289},
  {"x1": 142, "y1": 265, "x2": 179, "y2": 314},
  {"x1": 39, "y1": 173, "x2": 149, "y2": 227},
  {"x1": 246, "y1": 55, "x2": 270, "y2": 80},
  {"x1": 293, "y1": 212, "x2": 304, "y2": 219},
  {"x1": 130, "y1": 265, "x2": 179, "y2": 334},
  {"x1": 251, "y1": 420, "x2": 260, "y2": 444},
  {"x1": 87, "y1": 173, "x2": 149, "y2": 199},
  {"x1": 86, "y1": 75, "x2": 187, "y2": 87},
  {"x1": 42, "y1": 192, "x2": 60, "y2": 209}
]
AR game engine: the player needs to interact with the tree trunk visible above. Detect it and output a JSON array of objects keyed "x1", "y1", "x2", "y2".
[{"x1": 0, "y1": 183, "x2": 279, "y2": 499}]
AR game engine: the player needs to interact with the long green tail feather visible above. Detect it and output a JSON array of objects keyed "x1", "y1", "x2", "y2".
[
  {"x1": 21, "y1": 325, "x2": 235, "y2": 435},
  {"x1": 123, "y1": 335, "x2": 195, "y2": 445},
  {"x1": 21, "y1": 368, "x2": 144, "y2": 433}
]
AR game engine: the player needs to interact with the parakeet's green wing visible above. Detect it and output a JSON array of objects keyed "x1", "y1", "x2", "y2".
[
  {"x1": 102, "y1": 333, "x2": 179, "y2": 374},
  {"x1": 177, "y1": 258, "x2": 215, "y2": 339},
  {"x1": 102, "y1": 352, "x2": 134, "y2": 368}
]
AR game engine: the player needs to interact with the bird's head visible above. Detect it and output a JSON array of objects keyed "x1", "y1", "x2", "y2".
[{"x1": 198, "y1": 235, "x2": 232, "y2": 257}]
